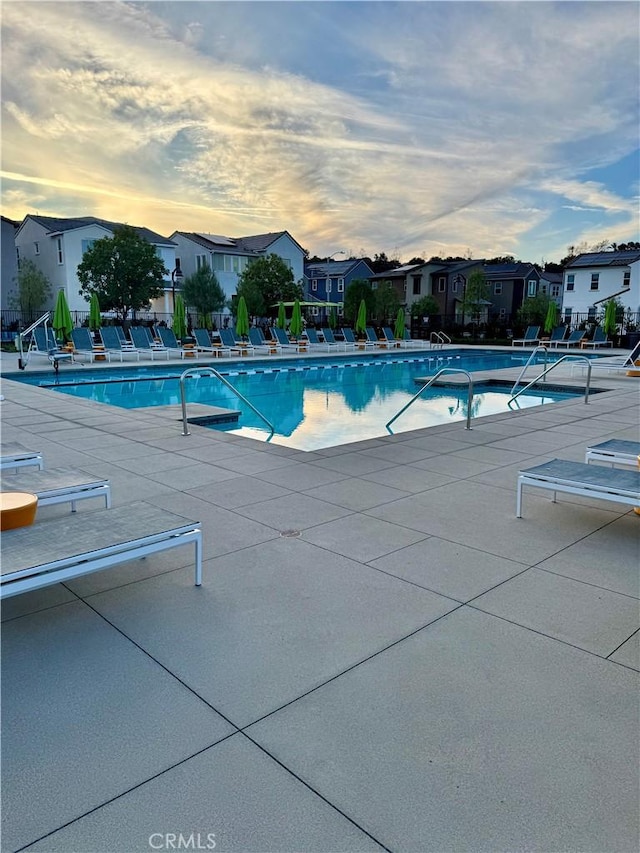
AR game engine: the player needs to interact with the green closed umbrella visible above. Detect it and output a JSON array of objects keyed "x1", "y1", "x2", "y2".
[
  {"x1": 88, "y1": 292, "x2": 101, "y2": 332},
  {"x1": 52, "y1": 289, "x2": 73, "y2": 342},
  {"x1": 236, "y1": 295, "x2": 250, "y2": 340},
  {"x1": 355, "y1": 298, "x2": 367, "y2": 336},
  {"x1": 290, "y1": 299, "x2": 303, "y2": 339},
  {"x1": 394, "y1": 307, "x2": 405, "y2": 340},
  {"x1": 603, "y1": 300, "x2": 617, "y2": 336},
  {"x1": 277, "y1": 301, "x2": 287, "y2": 329},
  {"x1": 544, "y1": 301, "x2": 558, "y2": 334},
  {"x1": 328, "y1": 305, "x2": 338, "y2": 329},
  {"x1": 173, "y1": 293, "x2": 187, "y2": 341}
]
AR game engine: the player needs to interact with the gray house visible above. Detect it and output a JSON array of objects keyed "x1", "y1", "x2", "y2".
[{"x1": 1, "y1": 215, "x2": 20, "y2": 313}]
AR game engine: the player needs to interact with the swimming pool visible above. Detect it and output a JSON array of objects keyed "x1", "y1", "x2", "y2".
[{"x1": 10, "y1": 349, "x2": 591, "y2": 451}]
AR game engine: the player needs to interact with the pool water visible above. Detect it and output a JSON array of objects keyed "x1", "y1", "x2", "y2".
[{"x1": 11, "y1": 349, "x2": 588, "y2": 451}]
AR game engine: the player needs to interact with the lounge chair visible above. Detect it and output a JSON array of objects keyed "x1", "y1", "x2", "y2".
[
  {"x1": 512, "y1": 326, "x2": 540, "y2": 347},
  {"x1": 30, "y1": 327, "x2": 75, "y2": 366},
  {"x1": 156, "y1": 327, "x2": 195, "y2": 358},
  {"x1": 248, "y1": 327, "x2": 282, "y2": 354},
  {"x1": 582, "y1": 327, "x2": 613, "y2": 349},
  {"x1": 381, "y1": 327, "x2": 407, "y2": 348},
  {"x1": 550, "y1": 329, "x2": 586, "y2": 349},
  {"x1": 365, "y1": 326, "x2": 388, "y2": 348},
  {"x1": 547, "y1": 326, "x2": 567, "y2": 345},
  {"x1": 571, "y1": 340, "x2": 640, "y2": 376},
  {"x1": 0, "y1": 443, "x2": 44, "y2": 471},
  {"x1": 219, "y1": 326, "x2": 254, "y2": 355},
  {"x1": 192, "y1": 328, "x2": 232, "y2": 357},
  {"x1": 271, "y1": 326, "x2": 306, "y2": 352},
  {"x1": 341, "y1": 327, "x2": 376, "y2": 348},
  {"x1": 516, "y1": 459, "x2": 640, "y2": 518},
  {"x1": 321, "y1": 327, "x2": 353, "y2": 350},
  {"x1": 130, "y1": 326, "x2": 171, "y2": 360},
  {"x1": 1, "y1": 467, "x2": 111, "y2": 512},
  {"x1": 304, "y1": 328, "x2": 337, "y2": 351},
  {"x1": 70, "y1": 328, "x2": 111, "y2": 363},
  {"x1": 585, "y1": 440, "x2": 640, "y2": 469},
  {"x1": 402, "y1": 329, "x2": 427, "y2": 348},
  {"x1": 100, "y1": 326, "x2": 140, "y2": 361},
  {"x1": 0, "y1": 501, "x2": 202, "y2": 598}
]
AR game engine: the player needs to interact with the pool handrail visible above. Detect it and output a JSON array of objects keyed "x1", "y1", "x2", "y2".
[
  {"x1": 508, "y1": 355, "x2": 592, "y2": 407},
  {"x1": 179, "y1": 366, "x2": 275, "y2": 438},
  {"x1": 430, "y1": 331, "x2": 451, "y2": 349},
  {"x1": 386, "y1": 367, "x2": 474, "y2": 432},
  {"x1": 510, "y1": 345, "x2": 550, "y2": 395}
]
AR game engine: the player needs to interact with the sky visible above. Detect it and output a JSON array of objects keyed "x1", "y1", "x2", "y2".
[{"x1": 1, "y1": 0, "x2": 639, "y2": 264}]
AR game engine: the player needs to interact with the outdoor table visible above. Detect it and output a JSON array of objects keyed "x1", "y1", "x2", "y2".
[{"x1": 0, "y1": 492, "x2": 38, "y2": 530}]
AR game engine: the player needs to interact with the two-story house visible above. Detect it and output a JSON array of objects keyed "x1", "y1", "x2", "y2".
[
  {"x1": 482, "y1": 263, "x2": 541, "y2": 324},
  {"x1": 170, "y1": 230, "x2": 306, "y2": 309},
  {"x1": 303, "y1": 259, "x2": 374, "y2": 321},
  {"x1": 1, "y1": 215, "x2": 20, "y2": 314},
  {"x1": 562, "y1": 250, "x2": 640, "y2": 326},
  {"x1": 14, "y1": 215, "x2": 177, "y2": 315},
  {"x1": 369, "y1": 264, "x2": 423, "y2": 308}
]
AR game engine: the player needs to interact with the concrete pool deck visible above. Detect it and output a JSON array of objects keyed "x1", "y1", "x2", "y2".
[{"x1": 1, "y1": 345, "x2": 638, "y2": 852}]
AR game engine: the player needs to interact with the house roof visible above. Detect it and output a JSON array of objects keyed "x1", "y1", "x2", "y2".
[
  {"x1": 304, "y1": 260, "x2": 371, "y2": 278},
  {"x1": 370, "y1": 264, "x2": 423, "y2": 279},
  {"x1": 1, "y1": 215, "x2": 20, "y2": 228},
  {"x1": 173, "y1": 229, "x2": 305, "y2": 256},
  {"x1": 483, "y1": 263, "x2": 537, "y2": 280},
  {"x1": 566, "y1": 250, "x2": 640, "y2": 269},
  {"x1": 21, "y1": 215, "x2": 175, "y2": 246}
]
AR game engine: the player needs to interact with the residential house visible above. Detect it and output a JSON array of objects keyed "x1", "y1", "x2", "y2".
[
  {"x1": 482, "y1": 262, "x2": 541, "y2": 325},
  {"x1": 1, "y1": 215, "x2": 20, "y2": 313},
  {"x1": 538, "y1": 270, "x2": 563, "y2": 307},
  {"x1": 170, "y1": 230, "x2": 306, "y2": 310},
  {"x1": 429, "y1": 261, "x2": 485, "y2": 322},
  {"x1": 14, "y1": 215, "x2": 177, "y2": 315},
  {"x1": 562, "y1": 250, "x2": 640, "y2": 326},
  {"x1": 369, "y1": 264, "x2": 424, "y2": 308},
  {"x1": 303, "y1": 258, "x2": 374, "y2": 322}
]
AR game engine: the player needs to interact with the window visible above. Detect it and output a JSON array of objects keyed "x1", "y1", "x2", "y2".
[
  {"x1": 196, "y1": 254, "x2": 207, "y2": 270},
  {"x1": 527, "y1": 279, "x2": 536, "y2": 297},
  {"x1": 623, "y1": 271, "x2": 630, "y2": 287},
  {"x1": 494, "y1": 282, "x2": 503, "y2": 295},
  {"x1": 590, "y1": 273, "x2": 599, "y2": 290},
  {"x1": 56, "y1": 238, "x2": 63, "y2": 265},
  {"x1": 563, "y1": 307, "x2": 572, "y2": 323},
  {"x1": 566, "y1": 274, "x2": 574, "y2": 291},
  {"x1": 412, "y1": 276, "x2": 421, "y2": 295},
  {"x1": 551, "y1": 284, "x2": 561, "y2": 298},
  {"x1": 540, "y1": 283, "x2": 547, "y2": 294},
  {"x1": 371, "y1": 282, "x2": 378, "y2": 290},
  {"x1": 499, "y1": 308, "x2": 506, "y2": 318},
  {"x1": 34, "y1": 241, "x2": 40, "y2": 255},
  {"x1": 452, "y1": 278, "x2": 458, "y2": 293},
  {"x1": 587, "y1": 306, "x2": 597, "y2": 320},
  {"x1": 310, "y1": 306, "x2": 318, "y2": 316},
  {"x1": 337, "y1": 304, "x2": 344, "y2": 316},
  {"x1": 326, "y1": 279, "x2": 332, "y2": 293},
  {"x1": 280, "y1": 257, "x2": 292, "y2": 269},
  {"x1": 16, "y1": 246, "x2": 20, "y2": 269},
  {"x1": 311, "y1": 280, "x2": 317, "y2": 291},
  {"x1": 81, "y1": 239, "x2": 96, "y2": 255},
  {"x1": 337, "y1": 278, "x2": 344, "y2": 292},
  {"x1": 438, "y1": 279, "x2": 446, "y2": 293}
]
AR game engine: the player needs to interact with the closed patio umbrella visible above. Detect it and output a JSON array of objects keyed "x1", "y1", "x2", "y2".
[
  {"x1": 88, "y1": 292, "x2": 101, "y2": 333},
  {"x1": 52, "y1": 289, "x2": 73, "y2": 343},
  {"x1": 603, "y1": 300, "x2": 617, "y2": 336},
  {"x1": 172, "y1": 293, "x2": 187, "y2": 341},
  {"x1": 236, "y1": 295, "x2": 250, "y2": 340},
  {"x1": 290, "y1": 299, "x2": 303, "y2": 339},
  {"x1": 355, "y1": 298, "x2": 367, "y2": 337},
  {"x1": 328, "y1": 305, "x2": 338, "y2": 329},
  {"x1": 277, "y1": 301, "x2": 286, "y2": 329},
  {"x1": 544, "y1": 301, "x2": 558, "y2": 334},
  {"x1": 394, "y1": 307, "x2": 405, "y2": 340}
]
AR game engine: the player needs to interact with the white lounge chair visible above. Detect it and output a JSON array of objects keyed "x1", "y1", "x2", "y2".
[
  {"x1": 512, "y1": 326, "x2": 540, "y2": 347},
  {"x1": 516, "y1": 459, "x2": 640, "y2": 518},
  {"x1": 585, "y1": 440, "x2": 640, "y2": 469},
  {"x1": 1, "y1": 502, "x2": 202, "y2": 598},
  {"x1": 0, "y1": 443, "x2": 44, "y2": 471},
  {"x1": 130, "y1": 326, "x2": 171, "y2": 360},
  {"x1": 1, "y1": 467, "x2": 111, "y2": 512},
  {"x1": 571, "y1": 341, "x2": 640, "y2": 376}
]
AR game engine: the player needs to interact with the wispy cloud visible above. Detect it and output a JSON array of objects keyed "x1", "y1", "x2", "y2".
[{"x1": 1, "y1": 1, "x2": 638, "y2": 260}]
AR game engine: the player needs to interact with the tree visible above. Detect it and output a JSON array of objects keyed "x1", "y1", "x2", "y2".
[
  {"x1": 235, "y1": 254, "x2": 302, "y2": 320},
  {"x1": 459, "y1": 270, "x2": 490, "y2": 325},
  {"x1": 8, "y1": 260, "x2": 52, "y2": 321},
  {"x1": 410, "y1": 295, "x2": 439, "y2": 320},
  {"x1": 516, "y1": 293, "x2": 551, "y2": 329},
  {"x1": 77, "y1": 225, "x2": 167, "y2": 324},
  {"x1": 343, "y1": 279, "x2": 374, "y2": 324},
  {"x1": 369, "y1": 252, "x2": 401, "y2": 273},
  {"x1": 373, "y1": 281, "x2": 400, "y2": 325},
  {"x1": 182, "y1": 265, "x2": 226, "y2": 330}
]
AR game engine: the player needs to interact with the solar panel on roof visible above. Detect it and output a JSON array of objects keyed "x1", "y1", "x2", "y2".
[{"x1": 196, "y1": 233, "x2": 235, "y2": 246}]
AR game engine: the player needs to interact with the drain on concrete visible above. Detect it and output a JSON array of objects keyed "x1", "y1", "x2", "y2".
[{"x1": 279, "y1": 529, "x2": 301, "y2": 538}]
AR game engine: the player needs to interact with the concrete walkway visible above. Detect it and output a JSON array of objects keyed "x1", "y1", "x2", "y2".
[{"x1": 1, "y1": 348, "x2": 638, "y2": 853}]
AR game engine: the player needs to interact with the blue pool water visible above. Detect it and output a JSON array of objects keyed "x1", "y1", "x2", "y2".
[{"x1": 11, "y1": 349, "x2": 587, "y2": 451}]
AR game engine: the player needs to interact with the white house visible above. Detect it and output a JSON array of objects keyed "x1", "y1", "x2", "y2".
[
  {"x1": 169, "y1": 230, "x2": 306, "y2": 308},
  {"x1": 562, "y1": 250, "x2": 640, "y2": 325},
  {"x1": 14, "y1": 215, "x2": 177, "y2": 315}
]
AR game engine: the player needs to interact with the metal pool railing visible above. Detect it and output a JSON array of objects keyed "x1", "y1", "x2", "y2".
[{"x1": 386, "y1": 367, "x2": 475, "y2": 432}]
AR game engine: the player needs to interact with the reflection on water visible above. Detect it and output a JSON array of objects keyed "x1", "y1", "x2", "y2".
[{"x1": 41, "y1": 355, "x2": 581, "y2": 451}]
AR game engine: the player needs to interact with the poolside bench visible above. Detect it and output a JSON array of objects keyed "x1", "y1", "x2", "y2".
[
  {"x1": 0, "y1": 443, "x2": 44, "y2": 472},
  {"x1": 516, "y1": 459, "x2": 640, "y2": 518},
  {"x1": 0, "y1": 467, "x2": 111, "y2": 512},
  {"x1": 1, "y1": 501, "x2": 202, "y2": 599},
  {"x1": 585, "y1": 440, "x2": 640, "y2": 469}
]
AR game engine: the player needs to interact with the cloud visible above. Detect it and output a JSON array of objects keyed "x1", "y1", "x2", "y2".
[{"x1": 1, "y1": 1, "x2": 638, "y2": 261}]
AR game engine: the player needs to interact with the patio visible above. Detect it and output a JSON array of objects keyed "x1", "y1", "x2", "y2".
[{"x1": 1, "y1": 347, "x2": 638, "y2": 853}]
